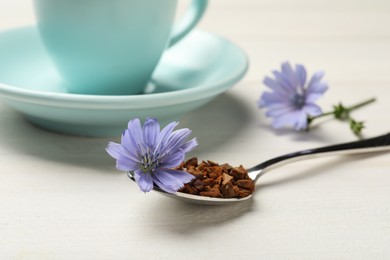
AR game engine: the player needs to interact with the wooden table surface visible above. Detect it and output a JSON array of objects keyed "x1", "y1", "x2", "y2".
[{"x1": 1, "y1": 1, "x2": 389, "y2": 259}]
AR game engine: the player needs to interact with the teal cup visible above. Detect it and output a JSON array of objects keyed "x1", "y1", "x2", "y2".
[{"x1": 33, "y1": 0, "x2": 208, "y2": 95}]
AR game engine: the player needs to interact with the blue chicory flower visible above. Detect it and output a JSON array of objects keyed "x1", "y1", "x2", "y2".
[
  {"x1": 258, "y1": 62, "x2": 328, "y2": 130},
  {"x1": 106, "y1": 118, "x2": 198, "y2": 193}
]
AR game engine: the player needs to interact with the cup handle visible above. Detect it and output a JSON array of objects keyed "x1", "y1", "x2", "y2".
[{"x1": 168, "y1": 0, "x2": 208, "y2": 47}]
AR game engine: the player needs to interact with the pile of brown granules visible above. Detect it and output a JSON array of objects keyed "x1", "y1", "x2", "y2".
[{"x1": 177, "y1": 157, "x2": 255, "y2": 199}]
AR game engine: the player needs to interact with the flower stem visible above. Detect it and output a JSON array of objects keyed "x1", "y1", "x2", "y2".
[
  {"x1": 346, "y1": 97, "x2": 376, "y2": 111},
  {"x1": 307, "y1": 97, "x2": 376, "y2": 136},
  {"x1": 310, "y1": 97, "x2": 376, "y2": 121}
]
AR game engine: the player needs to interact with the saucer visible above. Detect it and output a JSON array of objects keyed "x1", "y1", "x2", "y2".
[{"x1": 0, "y1": 26, "x2": 248, "y2": 137}]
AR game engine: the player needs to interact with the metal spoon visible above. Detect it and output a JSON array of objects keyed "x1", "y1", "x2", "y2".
[{"x1": 128, "y1": 133, "x2": 390, "y2": 205}]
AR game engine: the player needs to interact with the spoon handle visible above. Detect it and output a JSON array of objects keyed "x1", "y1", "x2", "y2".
[{"x1": 249, "y1": 133, "x2": 390, "y2": 181}]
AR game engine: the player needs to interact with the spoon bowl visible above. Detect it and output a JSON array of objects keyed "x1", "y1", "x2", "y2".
[{"x1": 128, "y1": 133, "x2": 390, "y2": 205}]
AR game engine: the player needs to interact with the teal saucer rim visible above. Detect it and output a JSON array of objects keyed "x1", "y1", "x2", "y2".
[{"x1": 0, "y1": 26, "x2": 249, "y2": 109}]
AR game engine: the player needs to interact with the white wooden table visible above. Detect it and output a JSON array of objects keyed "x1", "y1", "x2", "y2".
[{"x1": 1, "y1": 1, "x2": 389, "y2": 259}]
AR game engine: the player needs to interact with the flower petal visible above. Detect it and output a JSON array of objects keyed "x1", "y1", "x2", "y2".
[
  {"x1": 134, "y1": 169, "x2": 154, "y2": 192},
  {"x1": 265, "y1": 105, "x2": 295, "y2": 117},
  {"x1": 127, "y1": 118, "x2": 144, "y2": 146},
  {"x1": 281, "y1": 62, "x2": 298, "y2": 87},
  {"x1": 272, "y1": 70, "x2": 295, "y2": 91},
  {"x1": 307, "y1": 71, "x2": 325, "y2": 91},
  {"x1": 106, "y1": 142, "x2": 124, "y2": 160},
  {"x1": 307, "y1": 82, "x2": 328, "y2": 95},
  {"x1": 180, "y1": 138, "x2": 198, "y2": 153},
  {"x1": 116, "y1": 154, "x2": 140, "y2": 171},
  {"x1": 122, "y1": 122, "x2": 145, "y2": 159},
  {"x1": 303, "y1": 103, "x2": 323, "y2": 116},
  {"x1": 271, "y1": 110, "x2": 307, "y2": 129},
  {"x1": 155, "y1": 121, "x2": 179, "y2": 152},
  {"x1": 293, "y1": 111, "x2": 309, "y2": 130},
  {"x1": 295, "y1": 64, "x2": 307, "y2": 88},
  {"x1": 270, "y1": 113, "x2": 292, "y2": 129},
  {"x1": 263, "y1": 77, "x2": 289, "y2": 95},
  {"x1": 163, "y1": 128, "x2": 193, "y2": 154},
  {"x1": 121, "y1": 130, "x2": 137, "y2": 150},
  {"x1": 259, "y1": 91, "x2": 289, "y2": 107},
  {"x1": 159, "y1": 151, "x2": 185, "y2": 169},
  {"x1": 106, "y1": 142, "x2": 140, "y2": 171},
  {"x1": 152, "y1": 169, "x2": 195, "y2": 193},
  {"x1": 143, "y1": 118, "x2": 160, "y2": 148},
  {"x1": 119, "y1": 131, "x2": 141, "y2": 162}
]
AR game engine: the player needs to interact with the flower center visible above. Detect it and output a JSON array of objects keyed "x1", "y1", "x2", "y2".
[
  {"x1": 292, "y1": 93, "x2": 306, "y2": 108},
  {"x1": 140, "y1": 151, "x2": 160, "y2": 173}
]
